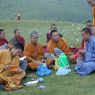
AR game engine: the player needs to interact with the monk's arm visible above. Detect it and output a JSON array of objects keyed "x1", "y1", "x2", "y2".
[
  {"x1": 47, "y1": 43, "x2": 54, "y2": 54},
  {"x1": 37, "y1": 45, "x2": 44, "y2": 60},
  {"x1": 61, "y1": 39, "x2": 71, "y2": 55},
  {"x1": 24, "y1": 51, "x2": 41, "y2": 64}
]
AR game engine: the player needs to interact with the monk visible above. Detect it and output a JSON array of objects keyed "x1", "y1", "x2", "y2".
[
  {"x1": 70, "y1": 20, "x2": 93, "y2": 61},
  {"x1": 0, "y1": 47, "x2": 26, "y2": 90},
  {"x1": 46, "y1": 23, "x2": 63, "y2": 43},
  {"x1": 75, "y1": 28, "x2": 95, "y2": 76},
  {"x1": 0, "y1": 29, "x2": 8, "y2": 46},
  {"x1": 86, "y1": 20, "x2": 93, "y2": 29},
  {"x1": 10, "y1": 29, "x2": 25, "y2": 51},
  {"x1": 47, "y1": 30, "x2": 70, "y2": 56},
  {"x1": 24, "y1": 31, "x2": 44, "y2": 70}
]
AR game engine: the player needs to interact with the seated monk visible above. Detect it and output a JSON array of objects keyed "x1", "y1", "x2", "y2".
[
  {"x1": 9, "y1": 29, "x2": 25, "y2": 51},
  {"x1": 70, "y1": 20, "x2": 93, "y2": 61},
  {"x1": 47, "y1": 30, "x2": 71, "y2": 57},
  {"x1": 0, "y1": 29, "x2": 8, "y2": 46},
  {"x1": 75, "y1": 28, "x2": 95, "y2": 76},
  {"x1": 0, "y1": 47, "x2": 26, "y2": 90},
  {"x1": 24, "y1": 31, "x2": 52, "y2": 70}
]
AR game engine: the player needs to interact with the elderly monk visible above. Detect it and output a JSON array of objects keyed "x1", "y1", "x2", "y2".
[
  {"x1": 47, "y1": 30, "x2": 71, "y2": 56},
  {"x1": 87, "y1": 0, "x2": 95, "y2": 26},
  {"x1": 24, "y1": 31, "x2": 44, "y2": 70},
  {"x1": 0, "y1": 47, "x2": 26, "y2": 90}
]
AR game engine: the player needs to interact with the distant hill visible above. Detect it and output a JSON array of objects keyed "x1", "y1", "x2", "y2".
[{"x1": 0, "y1": 0, "x2": 92, "y2": 23}]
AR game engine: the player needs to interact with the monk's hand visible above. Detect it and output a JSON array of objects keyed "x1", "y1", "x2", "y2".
[
  {"x1": 36, "y1": 61, "x2": 41, "y2": 65},
  {"x1": 42, "y1": 58, "x2": 46, "y2": 63},
  {"x1": 4, "y1": 65, "x2": 10, "y2": 70},
  {"x1": 78, "y1": 49, "x2": 85, "y2": 55},
  {"x1": 16, "y1": 67, "x2": 23, "y2": 73}
]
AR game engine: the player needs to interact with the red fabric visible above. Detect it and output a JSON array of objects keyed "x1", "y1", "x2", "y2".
[
  {"x1": 0, "y1": 38, "x2": 8, "y2": 46},
  {"x1": 71, "y1": 40, "x2": 86, "y2": 59},
  {"x1": 16, "y1": 36, "x2": 25, "y2": 45},
  {"x1": 81, "y1": 40, "x2": 85, "y2": 49},
  {"x1": 43, "y1": 45, "x2": 48, "y2": 54},
  {"x1": 46, "y1": 32, "x2": 51, "y2": 42}
]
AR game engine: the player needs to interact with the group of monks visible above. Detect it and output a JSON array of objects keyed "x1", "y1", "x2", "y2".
[
  {"x1": 0, "y1": 0, "x2": 95, "y2": 91},
  {"x1": 0, "y1": 20, "x2": 94, "y2": 90},
  {"x1": 0, "y1": 23, "x2": 73, "y2": 90}
]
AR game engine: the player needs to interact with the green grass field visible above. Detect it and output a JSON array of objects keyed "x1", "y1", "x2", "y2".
[
  {"x1": 0, "y1": 0, "x2": 92, "y2": 23},
  {"x1": 0, "y1": 20, "x2": 95, "y2": 95}
]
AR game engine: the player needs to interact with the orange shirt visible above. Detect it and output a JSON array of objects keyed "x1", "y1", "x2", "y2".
[
  {"x1": 24, "y1": 42, "x2": 44, "y2": 61},
  {"x1": 47, "y1": 37, "x2": 70, "y2": 55}
]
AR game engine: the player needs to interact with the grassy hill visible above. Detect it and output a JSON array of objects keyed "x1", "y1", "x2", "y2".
[{"x1": 0, "y1": 0, "x2": 92, "y2": 23}]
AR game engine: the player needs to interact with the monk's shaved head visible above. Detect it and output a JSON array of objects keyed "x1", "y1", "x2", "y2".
[
  {"x1": 30, "y1": 31, "x2": 39, "y2": 45},
  {"x1": 30, "y1": 31, "x2": 39, "y2": 38}
]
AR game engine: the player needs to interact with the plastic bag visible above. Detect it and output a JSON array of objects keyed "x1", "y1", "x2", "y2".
[
  {"x1": 36, "y1": 63, "x2": 52, "y2": 77},
  {"x1": 57, "y1": 53, "x2": 69, "y2": 68},
  {"x1": 56, "y1": 67, "x2": 71, "y2": 75}
]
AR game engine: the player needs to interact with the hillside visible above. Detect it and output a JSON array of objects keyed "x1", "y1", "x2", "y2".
[{"x1": 0, "y1": 0, "x2": 92, "y2": 23}]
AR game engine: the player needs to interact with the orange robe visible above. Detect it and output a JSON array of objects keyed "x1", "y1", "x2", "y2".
[
  {"x1": 24, "y1": 43, "x2": 44, "y2": 70},
  {"x1": 0, "y1": 49, "x2": 26, "y2": 90},
  {"x1": 92, "y1": 6, "x2": 95, "y2": 26},
  {"x1": 47, "y1": 37, "x2": 71, "y2": 55}
]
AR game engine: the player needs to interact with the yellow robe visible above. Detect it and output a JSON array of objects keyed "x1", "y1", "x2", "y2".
[{"x1": 0, "y1": 49, "x2": 26, "y2": 90}]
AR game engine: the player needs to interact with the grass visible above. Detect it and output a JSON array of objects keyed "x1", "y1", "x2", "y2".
[
  {"x1": 0, "y1": 20, "x2": 84, "y2": 46},
  {"x1": 0, "y1": 0, "x2": 92, "y2": 23},
  {"x1": 1, "y1": 65, "x2": 95, "y2": 95},
  {"x1": 0, "y1": 20, "x2": 95, "y2": 95}
]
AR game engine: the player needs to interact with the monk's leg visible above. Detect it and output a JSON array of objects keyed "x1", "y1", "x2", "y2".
[
  {"x1": 19, "y1": 60, "x2": 27, "y2": 71},
  {"x1": 10, "y1": 71, "x2": 26, "y2": 85},
  {"x1": 28, "y1": 62, "x2": 39, "y2": 70},
  {"x1": 45, "y1": 58, "x2": 54, "y2": 66},
  {"x1": 54, "y1": 48, "x2": 63, "y2": 55}
]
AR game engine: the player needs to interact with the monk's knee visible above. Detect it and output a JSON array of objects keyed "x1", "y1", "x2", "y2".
[
  {"x1": 46, "y1": 59, "x2": 54, "y2": 66},
  {"x1": 28, "y1": 62, "x2": 38, "y2": 70}
]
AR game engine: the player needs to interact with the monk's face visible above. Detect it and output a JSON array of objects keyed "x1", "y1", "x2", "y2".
[
  {"x1": 15, "y1": 30, "x2": 20, "y2": 37},
  {"x1": 81, "y1": 32, "x2": 90, "y2": 42},
  {"x1": 0, "y1": 31, "x2": 5, "y2": 38},
  {"x1": 11, "y1": 48, "x2": 21, "y2": 56},
  {"x1": 52, "y1": 32, "x2": 59, "y2": 42},
  {"x1": 86, "y1": 22, "x2": 92, "y2": 29},
  {"x1": 51, "y1": 25, "x2": 57, "y2": 31},
  {"x1": 31, "y1": 35, "x2": 39, "y2": 45},
  {"x1": 87, "y1": 0, "x2": 95, "y2": 6}
]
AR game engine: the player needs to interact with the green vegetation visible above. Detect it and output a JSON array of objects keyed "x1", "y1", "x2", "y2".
[
  {"x1": 0, "y1": 0, "x2": 92, "y2": 23},
  {"x1": 0, "y1": 65, "x2": 95, "y2": 95}
]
